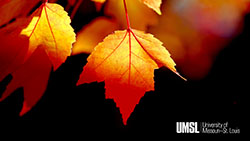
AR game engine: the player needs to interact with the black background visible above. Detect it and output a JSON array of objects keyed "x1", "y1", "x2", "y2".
[{"x1": 0, "y1": 0, "x2": 247, "y2": 139}]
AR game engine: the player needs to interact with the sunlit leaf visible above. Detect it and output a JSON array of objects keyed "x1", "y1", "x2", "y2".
[
  {"x1": 21, "y1": 3, "x2": 76, "y2": 70},
  {"x1": 77, "y1": 29, "x2": 185, "y2": 123}
]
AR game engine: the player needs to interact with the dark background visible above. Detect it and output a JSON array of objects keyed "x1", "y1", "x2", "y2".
[{"x1": 0, "y1": 0, "x2": 247, "y2": 138}]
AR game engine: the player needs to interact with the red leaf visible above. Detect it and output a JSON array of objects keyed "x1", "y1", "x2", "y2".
[
  {"x1": 0, "y1": 0, "x2": 40, "y2": 27},
  {"x1": 0, "y1": 47, "x2": 52, "y2": 116}
]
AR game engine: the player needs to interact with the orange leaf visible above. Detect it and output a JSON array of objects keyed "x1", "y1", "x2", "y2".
[
  {"x1": 0, "y1": 1, "x2": 74, "y2": 116},
  {"x1": 138, "y1": 0, "x2": 162, "y2": 15},
  {"x1": 21, "y1": 2, "x2": 76, "y2": 70},
  {"x1": 77, "y1": 29, "x2": 185, "y2": 124},
  {"x1": 0, "y1": 47, "x2": 52, "y2": 116}
]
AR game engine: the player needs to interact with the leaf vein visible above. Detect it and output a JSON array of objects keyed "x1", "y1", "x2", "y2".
[{"x1": 93, "y1": 31, "x2": 128, "y2": 70}]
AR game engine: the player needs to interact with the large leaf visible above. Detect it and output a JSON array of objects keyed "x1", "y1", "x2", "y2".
[{"x1": 77, "y1": 29, "x2": 185, "y2": 124}]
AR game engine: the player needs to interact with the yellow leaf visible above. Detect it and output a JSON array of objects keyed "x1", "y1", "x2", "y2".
[
  {"x1": 138, "y1": 0, "x2": 162, "y2": 15},
  {"x1": 21, "y1": 3, "x2": 76, "y2": 70}
]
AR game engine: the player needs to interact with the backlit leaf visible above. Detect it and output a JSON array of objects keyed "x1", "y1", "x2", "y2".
[
  {"x1": 21, "y1": 3, "x2": 76, "y2": 70},
  {"x1": 77, "y1": 29, "x2": 185, "y2": 123},
  {"x1": 0, "y1": 1, "x2": 75, "y2": 116}
]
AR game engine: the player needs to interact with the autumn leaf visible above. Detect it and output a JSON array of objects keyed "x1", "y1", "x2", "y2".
[
  {"x1": 77, "y1": 29, "x2": 185, "y2": 123},
  {"x1": 0, "y1": 14, "x2": 36, "y2": 82},
  {"x1": 0, "y1": 47, "x2": 52, "y2": 116},
  {"x1": 0, "y1": 0, "x2": 40, "y2": 27},
  {"x1": 0, "y1": 1, "x2": 75, "y2": 116},
  {"x1": 0, "y1": 35, "x2": 29, "y2": 83},
  {"x1": 138, "y1": 0, "x2": 162, "y2": 15},
  {"x1": 21, "y1": 2, "x2": 76, "y2": 70},
  {"x1": 72, "y1": 17, "x2": 119, "y2": 54}
]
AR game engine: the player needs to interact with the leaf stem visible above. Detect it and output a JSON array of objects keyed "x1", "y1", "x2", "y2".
[
  {"x1": 128, "y1": 31, "x2": 131, "y2": 84},
  {"x1": 123, "y1": 0, "x2": 132, "y2": 84},
  {"x1": 70, "y1": 0, "x2": 83, "y2": 20},
  {"x1": 123, "y1": 0, "x2": 131, "y2": 30}
]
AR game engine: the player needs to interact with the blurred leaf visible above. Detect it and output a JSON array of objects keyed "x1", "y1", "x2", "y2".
[
  {"x1": 72, "y1": 17, "x2": 119, "y2": 54},
  {"x1": 138, "y1": 0, "x2": 162, "y2": 15},
  {"x1": 149, "y1": 0, "x2": 250, "y2": 79}
]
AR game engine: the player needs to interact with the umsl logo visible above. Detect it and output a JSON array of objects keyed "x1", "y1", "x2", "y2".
[{"x1": 176, "y1": 122, "x2": 200, "y2": 133}]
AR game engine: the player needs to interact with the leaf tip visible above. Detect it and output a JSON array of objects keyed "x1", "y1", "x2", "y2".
[
  {"x1": 156, "y1": 9, "x2": 162, "y2": 15},
  {"x1": 175, "y1": 71, "x2": 187, "y2": 81}
]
